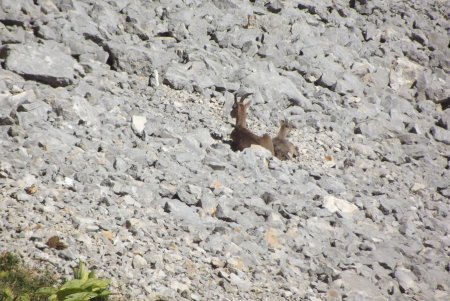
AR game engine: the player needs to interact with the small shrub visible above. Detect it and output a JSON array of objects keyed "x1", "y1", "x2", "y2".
[
  {"x1": 37, "y1": 260, "x2": 112, "y2": 301},
  {"x1": 0, "y1": 252, "x2": 55, "y2": 301}
]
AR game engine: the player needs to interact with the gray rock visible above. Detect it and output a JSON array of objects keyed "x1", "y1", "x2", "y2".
[
  {"x1": 164, "y1": 61, "x2": 217, "y2": 92},
  {"x1": 389, "y1": 57, "x2": 423, "y2": 92},
  {"x1": 0, "y1": 1, "x2": 449, "y2": 300},
  {"x1": 164, "y1": 199, "x2": 202, "y2": 225},
  {"x1": 338, "y1": 270, "x2": 385, "y2": 300},
  {"x1": 175, "y1": 186, "x2": 199, "y2": 206},
  {"x1": 228, "y1": 273, "x2": 252, "y2": 291},
  {"x1": 87, "y1": 1, "x2": 123, "y2": 37},
  {"x1": 395, "y1": 265, "x2": 419, "y2": 293},
  {"x1": 416, "y1": 70, "x2": 449, "y2": 103},
  {"x1": 71, "y1": 216, "x2": 98, "y2": 230},
  {"x1": 335, "y1": 72, "x2": 364, "y2": 96},
  {"x1": 105, "y1": 39, "x2": 174, "y2": 76},
  {"x1": 113, "y1": 157, "x2": 128, "y2": 172},
  {"x1": 132, "y1": 254, "x2": 148, "y2": 269},
  {"x1": 354, "y1": 119, "x2": 389, "y2": 139},
  {"x1": 2, "y1": 41, "x2": 82, "y2": 87},
  {"x1": 164, "y1": 63, "x2": 192, "y2": 91},
  {"x1": 16, "y1": 100, "x2": 52, "y2": 127},
  {"x1": 215, "y1": 198, "x2": 240, "y2": 223},
  {"x1": 318, "y1": 177, "x2": 347, "y2": 194},
  {"x1": 430, "y1": 126, "x2": 450, "y2": 145},
  {"x1": 438, "y1": 110, "x2": 450, "y2": 130}
]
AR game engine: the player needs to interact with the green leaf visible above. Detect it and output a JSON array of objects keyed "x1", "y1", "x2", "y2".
[
  {"x1": 80, "y1": 278, "x2": 110, "y2": 291},
  {"x1": 1, "y1": 288, "x2": 13, "y2": 299},
  {"x1": 36, "y1": 287, "x2": 58, "y2": 296},
  {"x1": 16, "y1": 293, "x2": 30, "y2": 301},
  {"x1": 0, "y1": 271, "x2": 9, "y2": 279},
  {"x1": 72, "y1": 260, "x2": 90, "y2": 281},
  {"x1": 60, "y1": 279, "x2": 86, "y2": 290},
  {"x1": 73, "y1": 261, "x2": 80, "y2": 280},
  {"x1": 96, "y1": 290, "x2": 112, "y2": 297},
  {"x1": 48, "y1": 294, "x2": 58, "y2": 301},
  {"x1": 80, "y1": 261, "x2": 89, "y2": 282},
  {"x1": 56, "y1": 279, "x2": 88, "y2": 300},
  {"x1": 56, "y1": 288, "x2": 84, "y2": 300},
  {"x1": 63, "y1": 292, "x2": 97, "y2": 301}
]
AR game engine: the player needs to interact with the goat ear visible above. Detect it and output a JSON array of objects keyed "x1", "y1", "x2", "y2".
[{"x1": 244, "y1": 99, "x2": 252, "y2": 109}]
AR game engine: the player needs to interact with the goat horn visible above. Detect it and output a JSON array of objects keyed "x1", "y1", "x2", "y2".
[{"x1": 239, "y1": 92, "x2": 253, "y2": 103}]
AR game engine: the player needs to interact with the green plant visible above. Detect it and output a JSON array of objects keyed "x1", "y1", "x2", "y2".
[
  {"x1": 37, "y1": 260, "x2": 111, "y2": 301},
  {"x1": 0, "y1": 252, "x2": 55, "y2": 301},
  {"x1": 0, "y1": 287, "x2": 30, "y2": 301}
]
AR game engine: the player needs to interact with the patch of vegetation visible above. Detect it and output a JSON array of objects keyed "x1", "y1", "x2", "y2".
[
  {"x1": 37, "y1": 260, "x2": 112, "y2": 301},
  {"x1": 1, "y1": 253, "x2": 115, "y2": 301},
  {"x1": 0, "y1": 252, "x2": 56, "y2": 301}
]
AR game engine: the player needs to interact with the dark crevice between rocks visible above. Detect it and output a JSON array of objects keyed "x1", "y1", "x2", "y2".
[
  {"x1": 0, "y1": 19, "x2": 26, "y2": 27},
  {"x1": 156, "y1": 31, "x2": 174, "y2": 38},
  {"x1": 207, "y1": 30, "x2": 220, "y2": 46},
  {"x1": 337, "y1": 8, "x2": 347, "y2": 17},
  {"x1": 83, "y1": 33, "x2": 104, "y2": 46},
  {"x1": 156, "y1": 31, "x2": 179, "y2": 42},
  {"x1": 297, "y1": 4, "x2": 329, "y2": 23},
  {"x1": 297, "y1": 3, "x2": 308, "y2": 10},
  {"x1": 435, "y1": 118, "x2": 447, "y2": 130},
  {"x1": 349, "y1": 0, "x2": 356, "y2": 9},
  {"x1": 0, "y1": 47, "x2": 9, "y2": 69},
  {"x1": 171, "y1": 192, "x2": 181, "y2": 201},
  {"x1": 314, "y1": 76, "x2": 337, "y2": 92},
  {"x1": 440, "y1": 97, "x2": 450, "y2": 111},
  {"x1": 281, "y1": 65, "x2": 309, "y2": 83},
  {"x1": 265, "y1": 3, "x2": 282, "y2": 14},
  {"x1": 176, "y1": 50, "x2": 189, "y2": 64},
  {"x1": 103, "y1": 45, "x2": 118, "y2": 71},
  {"x1": 32, "y1": 25, "x2": 44, "y2": 39},
  {"x1": 214, "y1": 85, "x2": 226, "y2": 93},
  {"x1": 20, "y1": 73, "x2": 72, "y2": 88}
]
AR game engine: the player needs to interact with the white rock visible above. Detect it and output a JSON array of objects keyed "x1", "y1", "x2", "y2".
[
  {"x1": 395, "y1": 266, "x2": 419, "y2": 293},
  {"x1": 170, "y1": 280, "x2": 189, "y2": 292},
  {"x1": 132, "y1": 254, "x2": 148, "y2": 269},
  {"x1": 131, "y1": 115, "x2": 147, "y2": 136},
  {"x1": 188, "y1": 184, "x2": 202, "y2": 199},
  {"x1": 389, "y1": 57, "x2": 423, "y2": 91},
  {"x1": 411, "y1": 182, "x2": 426, "y2": 192},
  {"x1": 56, "y1": 177, "x2": 74, "y2": 187},
  {"x1": 229, "y1": 273, "x2": 252, "y2": 291},
  {"x1": 323, "y1": 195, "x2": 358, "y2": 214}
]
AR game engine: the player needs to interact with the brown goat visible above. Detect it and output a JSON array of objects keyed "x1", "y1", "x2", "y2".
[
  {"x1": 273, "y1": 119, "x2": 299, "y2": 160},
  {"x1": 230, "y1": 93, "x2": 274, "y2": 155}
]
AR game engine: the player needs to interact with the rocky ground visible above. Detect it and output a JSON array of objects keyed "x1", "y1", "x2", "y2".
[{"x1": 1, "y1": 0, "x2": 449, "y2": 300}]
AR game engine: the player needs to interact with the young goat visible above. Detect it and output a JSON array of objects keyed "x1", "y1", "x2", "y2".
[
  {"x1": 230, "y1": 93, "x2": 274, "y2": 155},
  {"x1": 273, "y1": 119, "x2": 299, "y2": 160}
]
